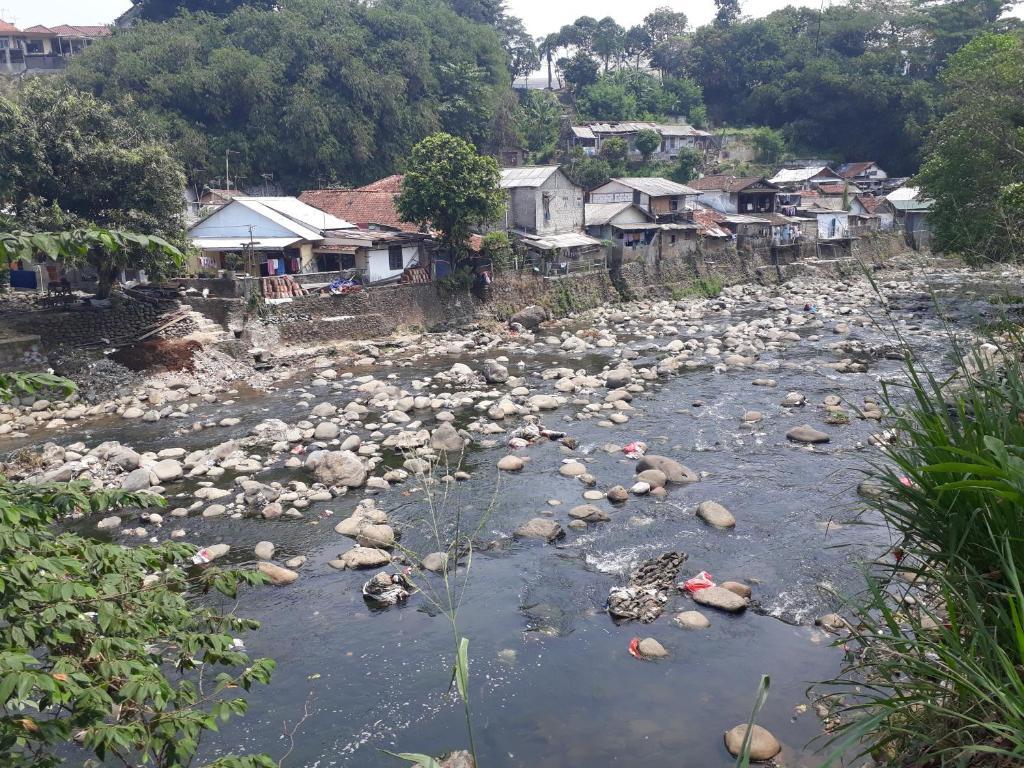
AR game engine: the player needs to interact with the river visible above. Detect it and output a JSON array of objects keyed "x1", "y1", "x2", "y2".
[{"x1": 7, "y1": 263, "x2": 1019, "y2": 767}]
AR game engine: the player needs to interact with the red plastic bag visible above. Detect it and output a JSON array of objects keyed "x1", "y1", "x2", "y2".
[
  {"x1": 681, "y1": 571, "x2": 715, "y2": 593},
  {"x1": 623, "y1": 441, "x2": 647, "y2": 459},
  {"x1": 628, "y1": 637, "x2": 642, "y2": 659}
]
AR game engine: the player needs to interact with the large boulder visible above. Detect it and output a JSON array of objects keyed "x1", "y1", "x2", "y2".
[
  {"x1": 786, "y1": 425, "x2": 831, "y2": 444},
  {"x1": 696, "y1": 501, "x2": 736, "y2": 529},
  {"x1": 430, "y1": 422, "x2": 466, "y2": 452},
  {"x1": 313, "y1": 450, "x2": 367, "y2": 487},
  {"x1": 121, "y1": 467, "x2": 154, "y2": 492},
  {"x1": 635, "y1": 455, "x2": 699, "y2": 483},
  {"x1": 605, "y1": 368, "x2": 632, "y2": 389},
  {"x1": 330, "y1": 546, "x2": 391, "y2": 570},
  {"x1": 514, "y1": 518, "x2": 564, "y2": 542},
  {"x1": 723, "y1": 724, "x2": 781, "y2": 761},
  {"x1": 568, "y1": 504, "x2": 609, "y2": 522},
  {"x1": 510, "y1": 305, "x2": 548, "y2": 330},
  {"x1": 151, "y1": 459, "x2": 183, "y2": 483},
  {"x1": 692, "y1": 585, "x2": 749, "y2": 613},
  {"x1": 482, "y1": 360, "x2": 509, "y2": 384},
  {"x1": 257, "y1": 562, "x2": 299, "y2": 586}
]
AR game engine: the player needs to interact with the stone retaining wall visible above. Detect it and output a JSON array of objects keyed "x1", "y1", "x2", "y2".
[{"x1": 5, "y1": 298, "x2": 193, "y2": 349}]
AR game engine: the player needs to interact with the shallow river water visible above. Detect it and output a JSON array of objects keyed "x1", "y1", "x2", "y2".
[{"x1": 8, "y1": 267, "x2": 1021, "y2": 767}]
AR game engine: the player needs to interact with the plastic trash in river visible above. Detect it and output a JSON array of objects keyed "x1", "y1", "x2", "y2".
[
  {"x1": 362, "y1": 570, "x2": 417, "y2": 606},
  {"x1": 681, "y1": 571, "x2": 715, "y2": 593},
  {"x1": 191, "y1": 548, "x2": 214, "y2": 565},
  {"x1": 623, "y1": 441, "x2": 647, "y2": 459},
  {"x1": 628, "y1": 637, "x2": 643, "y2": 659}
]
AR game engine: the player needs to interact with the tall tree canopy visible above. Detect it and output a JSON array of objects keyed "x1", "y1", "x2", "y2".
[
  {"x1": 69, "y1": 0, "x2": 512, "y2": 192},
  {"x1": 0, "y1": 80, "x2": 186, "y2": 296},
  {"x1": 129, "y1": 0, "x2": 277, "y2": 21},
  {"x1": 917, "y1": 32, "x2": 1024, "y2": 261}
]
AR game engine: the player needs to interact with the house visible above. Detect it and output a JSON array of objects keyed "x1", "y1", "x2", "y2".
[
  {"x1": 688, "y1": 176, "x2": 779, "y2": 215},
  {"x1": 691, "y1": 206, "x2": 732, "y2": 256},
  {"x1": 0, "y1": 19, "x2": 110, "y2": 75},
  {"x1": 569, "y1": 121, "x2": 715, "y2": 161},
  {"x1": 852, "y1": 194, "x2": 898, "y2": 231},
  {"x1": 585, "y1": 202, "x2": 656, "y2": 241},
  {"x1": 585, "y1": 202, "x2": 700, "y2": 268},
  {"x1": 299, "y1": 176, "x2": 420, "y2": 233},
  {"x1": 188, "y1": 197, "x2": 354, "y2": 277},
  {"x1": 769, "y1": 166, "x2": 844, "y2": 191},
  {"x1": 836, "y1": 162, "x2": 889, "y2": 194},
  {"x1": 813, "y1": 181, "x2": 862, "y2": 200},
  {"x1": 798, "y1": 208, "x2": 851, "y2": 240},
  {"x1": 588, "y1": 177, "x2": 700, "y2": 221},
  {"x1": 887, "y1": 187, "x2": 933, "y2": 250},
  {"x1": 312, "y1": 229, "x2": 431, "y2": 284}
]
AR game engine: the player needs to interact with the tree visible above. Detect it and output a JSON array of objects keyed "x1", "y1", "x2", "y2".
[
  {"x1": 670, "y1": 148, "x2": 702, "y2": 183},
  {"x1": 130, "y1": 0, "x2": 276, "y2": 21},
  {"x1": 537, "y1": 33, "x2": 562, "y2": 89},
  {"x1": 635, "y1": 129, "x2": 662, "y2": 163},
  {"x1": 749, "y1": 126, "x2": 787, "y2": 164},
  {"x1": 564, "y1": 149, "x2": 613, "y2": 189},
  {"x1": 397, "y1": 133, "x2": 505, "y2": 267},
  {"x1": 714, "y1": 0, "x2": 742, "y2": 27},
  {"x1": 643, "y1": 7, "x2": 688, "y2": 43},
  {"x1": 592, "y1": 17, "x2": 625, "y2": 73},
  {"x1": 68, "y1": 0, "x2": 511, "y2": 191},
  {"x1": 481, "y1": 230, "x2": 515, "y2": 271},
  {"x1": 0, "y1": 367, "x2": 275, "y2": 768},
  {"x1": 499, "y1": 16, "x2": 540, "y2": 86},
  {"x1": 599, "y1": 137, "x2": 629, "y2": 175},
  {"x1": 0, "y1": 81, "x2": 186, "y2": 297},
  {"x1": 559, "y1": 51, "x2": 599, "y2": 96},
  {"x1": 578, "y1": 79, "x2": 638, "y2": 121},
  {"x1": 518, "y1": 90, "x2": 562, "y2": 161},
  {"x1": 917, "y1": 32, "x2": 1024, "y2": 261},
  {"x1": 623, "y1": 26, "x2": 652, "y2": 70}
]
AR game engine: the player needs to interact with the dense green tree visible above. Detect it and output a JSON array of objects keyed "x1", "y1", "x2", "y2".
[
  {"x1": 592, "y1": 17, "x2": 625, "y2": 73},
  {"x1": 445, "y1": 0, "x2": 504, "y2": 26},
  {"x1": 518, "y1": 90, "x2": 562, "y2": 161},
  {"x1": 599, "y1": 137, "x2": 629, "y2": 176},
  {"x1": 68, "y1": 0, "x2": 511, "y2": 192},
  {"x1": 643, "y1": 6, "x2": 688, "y2": 43},
  {"x1": 559, "y1": 50, "x2": 599, "y2": 96},
  {"x1": 129, "y1": 0, "x2": 276, "y2": 22},
  {"x1": 749, "y1": 126, "x2": 787, "y2": 164},
  {"x1": 917, "y1": 32, "x2": 1024, "y2": 261},
  {"x1": 670, "y1": 148, "x2": 703, "y2": 183},
  {"x1": 578, "y1": 79, "x2": 637, "y2": 121},
  {"x1": 0, "y1": 81, "x2": 186, "y2": 297},
  {"x1": 564, "y1": 149, "x2": 613, "y2": 189},
  {"x1": 623, "y1": 26, "x2": 652, "y2": 70},
  {"x1": 714, "y1": 0, "x2": 742, "y2": 27},
  {"x1": 635, "y1": 129, "x2": 662, "y2": 162},
  {"x1": 498, "y1": 16, "x2": 540, "y2": 86},
  {"x1": 397, "y1": 133, "x2": 505, "y2": 265}
]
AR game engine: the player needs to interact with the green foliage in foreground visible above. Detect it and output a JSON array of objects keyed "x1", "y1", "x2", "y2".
[
  {"x1": 670, "y1": 277, "x2": 724, "y2": 300},
  {"x1": 817, "y1": 333, "x2": 1024, "y2": 766},
  {"x1": 0, "y1": 474, "x2": 274, "y2": 767}
]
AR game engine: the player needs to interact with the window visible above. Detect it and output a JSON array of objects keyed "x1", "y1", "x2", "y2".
[
  {"x1": 25, "y1": 39, "x2": 44, "y2": 54},
  {"x1": 388, "y1": 245, "x2": 404, "y2": 271},
  {"x1": 632, "y1": 190, "x2": 641, "y2": 205},
  {"x1": 670, "y1": 197, "x2": 679, "y2": 211},
  {"x1": 670, "y1": 234, "x2": 677, "y2": 244},
  {"x1": 0, "y1": 39, "x2": 10, "y2": 50}
]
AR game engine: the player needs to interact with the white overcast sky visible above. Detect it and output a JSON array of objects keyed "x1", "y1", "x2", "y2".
[{"x1": 2, "y1": 0, "x2": 832, "y2": 33}]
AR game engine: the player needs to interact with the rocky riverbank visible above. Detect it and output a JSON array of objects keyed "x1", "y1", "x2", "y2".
[{"x1": 2, "y1": 258, "x2": 1019, "y2": 766}]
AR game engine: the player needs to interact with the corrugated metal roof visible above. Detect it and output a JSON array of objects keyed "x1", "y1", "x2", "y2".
[
  {"x1": 500, "y1": 166, "x2": 561, "y2": 188},
  {"x1": 571, "y1": 126, "x2": 596, "y2": 140},
  {"x1": 514, "y1": 231, "x2": 602, "y2": 249},
  {"x1": 724, "y1": 214, "x2": 772, "y2": 225},
  {"x1": 193, "y1": 237, "x2": 302, "y2": 251},
  {"x1": 688, "y1": 175, "x2": 772, "y2": 193},
  {"x1": 578, "y1": 121, "x2": 711, "y2": 138},
  {"x1": 837, "y1": 161, "x2": 878, "y2": 179},
  {"x1": 237, "y1": 197, "x2": 354, "y2": 232},
  {"x1": 769, "y1": 166, "x2": 841, "y2": 184},
  {"x1": 886, "y1": 186, "x2": 933, "y2": 210},
  {"x1": 585, "y1": 202, "x2": 650, "y2": 226},
  {"x1": 609, "y1": 177, "x2": 700, "y2": 197}
]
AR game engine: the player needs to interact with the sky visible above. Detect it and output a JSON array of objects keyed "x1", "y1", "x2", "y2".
[{"x1": 1, "y1": 0, "x2": 820, "y2": 32}]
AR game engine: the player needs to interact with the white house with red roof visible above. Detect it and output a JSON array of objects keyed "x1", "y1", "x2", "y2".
[{"x1": 0, "y1": 18, "x2": 110, "y2": 75}]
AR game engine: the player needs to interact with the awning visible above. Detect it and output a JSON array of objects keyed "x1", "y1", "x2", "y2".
[
  {"x1": 613, "y1": 223, "x2": 662, "y2": 231},
  {"x1": 192, "y1": 237, "x2": 302, "y2": 251}
]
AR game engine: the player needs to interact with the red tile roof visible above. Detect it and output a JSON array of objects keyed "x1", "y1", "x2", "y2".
[
  {"x1": 22, "y1": 24, "x2": 55, "y2": 35},
  {"x1": 815, "y1": 183, "x2": 853, "y2": 195},
  {"x1": 0, "y1": 19, "x2": 18, "y2": 33},
  {"x1": 358, "y1": 174, "x2": 404, "y2": 193},
  {"x1": 855, "y1": 194, "x2": 886, "y2": 214},
  {"x1": 50, "y1": 24, "x2": 111, "y2": 37},
  {"x1": 838, "y1": 161, "x2": 876, "y2": 179},
  {"x1": 692, "y1": 206, "x2": 730, "y2": 238},
  {"x1": 299, "y1": 179, "x2": 418, "y2": 233}
]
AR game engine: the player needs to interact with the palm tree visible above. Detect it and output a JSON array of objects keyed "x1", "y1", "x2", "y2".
[{"x1": 538, "y1": 33, "x2": 561, "y2": 90}]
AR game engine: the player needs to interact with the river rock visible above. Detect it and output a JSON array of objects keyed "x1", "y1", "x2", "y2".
[
  {"x1": 430, "y1": 422, "x2": 465, "y2": 452},
  {"x1": 198, "y1": 543, "x2": 230, "y2": 561},
  {"x1": 637, "y1": 637, "x2": 668, "y2": 659},
  {"x1": 152, "y1": 459, "x2": 183, "y2": 482},
  {"x1": 121, "y1": 467, "x2": 153, "y2": 492},
  {"x1": 558, "y1": 461, "x2": 587, "y2": 478},
  {"x1": 96, "y1": 515, "x2": 121, "y2": 530},
  {"x1": 257, "y1": 561, "x2": 299, "y2": 586},
  {"x1": 635, "y1": 455, "x2": 698, "y2": 483},
  {"x1": 311, "y1": 402, "x2": 337, "y2": 418},
  {"x1": 482, "y1": 360, "x2": 509, "y2": 384},
  {"x1": 203, "y1": 504, "x2": 227, "y2": 518},
  {"x1": 254, "y1": 541, "x2": 275, "y2": 560},
  {"x1": 356, "y1": 523, "x2": 396, "y2": 549},
  {"x1": 605, "y1": 369, "x2": 632, "y2": 388},
  {"x1": 422, "y1": 552, "x2": 449, "y2": 573},
  {"x1": 511, "y1": 305, "x2": 547, "y2": 330},
  {"x1": 332, "y1": 546, "x2": 391, "y2": 569},
  {"x1": 313, "y1": 422, "x2": 340, "y2": 440},
  {"x1": 786, "y1": 425, "x2": 831, "y2": 444},
  {"x1": 314, "y1": 450, "x2": 366, "y2": 487},
  {"x1": 439, "y1": 750, "x2": 475, "y2": 768},
  {"x1": 497, "y1": 455, "x2": 524, "y2": 472},
  {"x1": 782, "y1": 391, "x2": 806, "y2": 407},
  {"x1": 514, "y1": 517, "x2": 564, "y2": 542},
  {"x1": 568, "y1": 504, "x2": 609, "y2": 522},
  {"x1": 723, "y1": 724, "x2": 781, "y2": 761},
  {"x1": 673, "y1": 610, "x2": 711, "y2": 629},
  {"x1": 696, "y1": 501, "x2": 736, "y2": 529},
  {"x1": 636, "y1": 469, "x2": 667, "y2": 489},
  {"x1": 721, "y1": 580, "x2": 752, "y2": 598},
  {"x1": 692, "y1": 585, "x2": 749, "y2": 613},
  {"x1": 607, "y1": 485, "x2": 629, "y2": 503}
]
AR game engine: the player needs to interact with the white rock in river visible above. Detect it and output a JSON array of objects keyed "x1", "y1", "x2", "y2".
[
  {"x1": 514, "y1": 518, "x2": 564, "y2": 541},
  {"x1": 723, "y1": 724, "x2": 781, "y2": 761},
  {"x1": 254, "y1": 541, "x2": 275, "y2": 560},
  {"x1": 96, "y1": 515, "x2": 121, "y2": 530},
  {"x1": 257, "y1": 561, "x2": 299, "y2": 585},
  {"x1": 692, "y1": 585, "x2": 749, "y2": 613},
  {"x1": 696, "y1": 501, "x2": 736, "y2": 529},
  {"x1": 497, "y1": 455, "x2": 524, "y2": 472},
  {"x1": 673, "y1": 610, "x2": 711, "y2": 629},
  {"x1": 786, "y1": 424, "x2": 831, "y2": 444},
  {"x1": 151, "y1": 459, "x2": 183, "y2": 482},
  {"x1": 330, "y1": 546, "x2": 392, "y2": 569},
  {"x1": 313, "y1": 450, "x2": 366, "y2": 487}
]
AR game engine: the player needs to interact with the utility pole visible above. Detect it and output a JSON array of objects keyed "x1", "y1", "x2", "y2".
[{"x1": 225, "y1": 149, "x2": 239, "y2": 191}]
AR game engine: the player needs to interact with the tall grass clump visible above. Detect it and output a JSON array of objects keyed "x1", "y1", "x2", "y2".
[{"x1": 817, "y1": 334, "x2": 1024, "y2": 767}]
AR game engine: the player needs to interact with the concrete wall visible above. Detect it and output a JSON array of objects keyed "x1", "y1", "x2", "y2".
[{"x1": 364, "y1": 244, "x2": 420, "y2": 283}]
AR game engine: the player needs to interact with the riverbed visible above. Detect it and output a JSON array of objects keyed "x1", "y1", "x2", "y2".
[{"x1": 7, "y1": 263, "x2": 1020, "y2": 767}]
